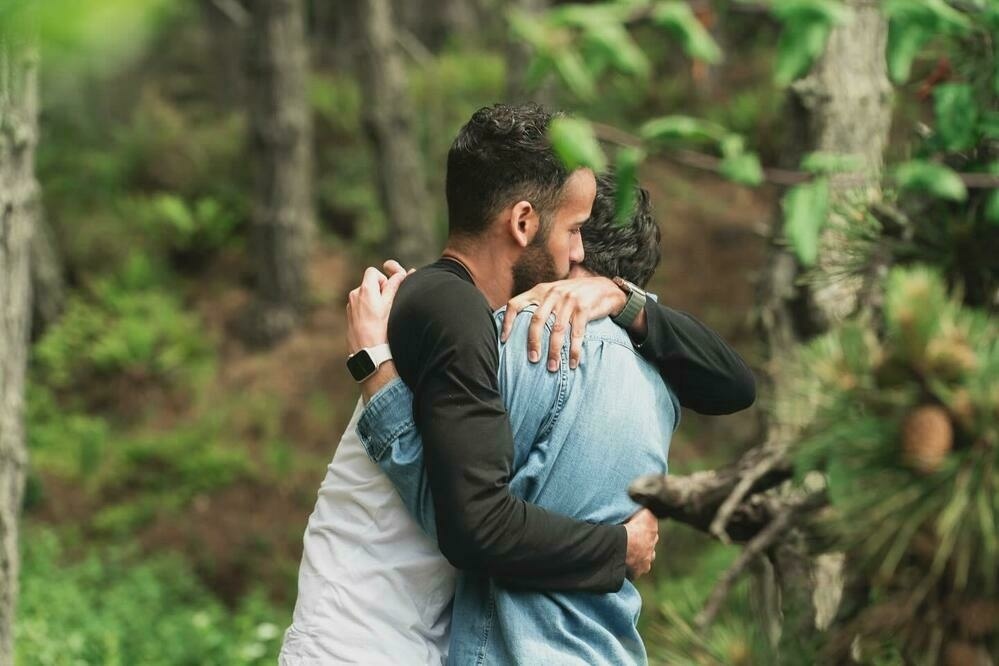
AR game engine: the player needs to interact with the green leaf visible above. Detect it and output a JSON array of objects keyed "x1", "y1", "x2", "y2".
[
  {"x1": 933, "y1": 83, "x2": 978, "y2": 151},
  {"x1": 549, "y1": 117, "x2": 608, "y2": 172},
  {"x1": 552, "y1": 49, "x2": 597, "y2": 101},
  {"x1": 782, "y1": 178, "x2": 829, "y2": 266},
  {"x1": 893, "y1": 160, "x2": 968, "y2": 201},
  {"x1": 719, "y1": 135, "x2": 763, "y2": 186},
  {"x1": 720, "y1": 152, "x2": 764, "y2": 187},
  {"x1": 801, "y1": 152, "x2": 865, "y2": 175},
  {"x1": 614, "y1": 147, "x2": 645, "y2": 227},
  {"x1": 886, "y1": 19, "x2": 931, "y2": 83},
  {"x1": 582, "y1": 22, "x2": 651, "y2": 78},
  {"x1": 650, "y1": 1, "x2": 723, "y2": 64},
  {"x1": 639, "y1": 115, "x2": 727, "y2": 143},
  {"x1": 884, "y1": 0, "x2": 971, "y2": 83},
  {"x1": 774, "y1": 14, "x2": 833, "y2": 85}
]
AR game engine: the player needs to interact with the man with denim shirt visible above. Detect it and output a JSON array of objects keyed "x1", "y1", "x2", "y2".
[
  {"x1": 357, "y1": 176, "x2": 681, "y2": 663},
  {"x1": 280, "y1": 104, "x2": 754, "y2": 664}
]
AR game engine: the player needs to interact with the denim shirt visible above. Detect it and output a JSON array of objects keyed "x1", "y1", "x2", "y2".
[{"x1": 358, "y1": 308, "x2": 678, "y2": 665}]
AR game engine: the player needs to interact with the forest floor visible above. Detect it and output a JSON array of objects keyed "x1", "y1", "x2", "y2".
[{"x1": 31, "y1": 159, "x2": 775, "y2": 607}]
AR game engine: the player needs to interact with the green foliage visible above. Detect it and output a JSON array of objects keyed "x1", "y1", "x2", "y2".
[
  {"x1": 932, "y1": 83, "x2": 978, "y2": 152},
  {"x1": 649, "y1": 1, "x2": 723, "y2": 64},
  {"x1": 15, "y1": 529, "x2": 283, "y2": 666},
  {"x1": 640, "y1": 542, "x2": 781, "y2": 665},
  {"x1": 884, "y1": 0, "x2": 971, "y2": 83},
  {"x1": 33, "y1": 255, "x2": 210, "y2": 393},
  {"x1": 614, "y1": 146, "x2": 645, "y2": 226},
  {"x1": 549, "y1": 117, "x2": 608, "y2": 172},
  {"x1": 893, "y1": 160, "x2": 968, "y2": 201},
  {"x1": 718, "y1": 135, "x2": 764, "y2": 186},
  {"x1": 791, "y1": 266, "x2": 999, "y2": 658},
  {"x1": 781, "y1": 178, "x2": 829, "y2": 266},
  {"x1": 640, "y1": 115, "x2": 727, "y2": 144},
  {"x1": 770, "y1": 0, "x2": 851, "y2": 86}
]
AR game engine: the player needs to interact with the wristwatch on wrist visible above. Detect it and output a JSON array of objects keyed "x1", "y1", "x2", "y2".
[
  {"x1": 611, "y1": 277, "x2": 647, "y2": 329},
  {"x1": 346, "y1": 344, "x2": 393, "y2": 382}
]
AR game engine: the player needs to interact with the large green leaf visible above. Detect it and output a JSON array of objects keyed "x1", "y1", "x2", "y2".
[
  {"x1": 582, "y1": 21, "x2": 651, "y2": 78},
  {"x1": 774, "y1": 14, "x2": 833, "y2": 85},
  {"x1": 782, "y1": 178, "x2": 830, "y2": 266},
  {"x1": 614, "y1": 147, "x2": 645, "y2": 227},
  {"x1": 893, "y1": 160, "x2": 968, "y2": 201},
  {"x1": 552, "y1": 49, "x2": 597, "y2": 101},
  {"x1": 650, "y1": 1, "x2": 723, "y2": 64},
  {"x1": 933, "y1": 83, "x2": 978, "y2": 151},
  {"x1": 549, "y1": 117, "x2": 608, "y2": 172},
  {"x1": 639, "y1": 115, "x2": 727, "y2": 143}
]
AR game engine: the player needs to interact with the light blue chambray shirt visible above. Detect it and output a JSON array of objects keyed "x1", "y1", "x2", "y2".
[{"x1": 357, "y1": 307, "x2": 678, "y2": 665}]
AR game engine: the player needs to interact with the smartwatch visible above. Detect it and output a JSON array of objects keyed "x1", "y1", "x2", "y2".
[
  {"x1": 346, "y1": 344, "x2": 393, "y2": 382},
  {"x1": 611, "y1": 277, "x2": 647, "y2": 329}
]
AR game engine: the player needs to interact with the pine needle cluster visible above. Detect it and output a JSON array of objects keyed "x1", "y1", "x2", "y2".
[{"x1": 789, "y1": 266, "x2": 998, "y2": 662}]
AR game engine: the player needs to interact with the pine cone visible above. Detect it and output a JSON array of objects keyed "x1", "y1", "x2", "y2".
[{"x1": 901, "y1": 405, "x2": 953, "y2": 474}]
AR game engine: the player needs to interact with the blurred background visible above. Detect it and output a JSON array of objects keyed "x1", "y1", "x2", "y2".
[{"x1": 2, "y1": 0, "x2": 996, "y2": 664}]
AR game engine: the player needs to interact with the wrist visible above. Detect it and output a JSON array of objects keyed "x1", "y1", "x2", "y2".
[{"x1": 360, "y1": 361, "x2": 398, "y2": 403}]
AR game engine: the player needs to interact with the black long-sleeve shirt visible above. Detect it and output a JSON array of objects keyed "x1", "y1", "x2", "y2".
[{"x1": 387, "y1": 258, "x2": 755, "y2": 592}]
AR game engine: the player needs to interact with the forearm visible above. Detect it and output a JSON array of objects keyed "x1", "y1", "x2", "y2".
[
  {"x1": 357, "y1": 378, "x2": 438, "y2": 538},
  {"x1": 635, "y1": 300, "x2": 756, "y2": 414},
  {"x1": 360, "y1": 361, "x2": 399, "y2": 403}
]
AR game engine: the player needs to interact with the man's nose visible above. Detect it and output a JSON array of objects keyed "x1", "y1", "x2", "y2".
[{"x1": 569, "y1": 235, "x2": 584, "y2": 264}]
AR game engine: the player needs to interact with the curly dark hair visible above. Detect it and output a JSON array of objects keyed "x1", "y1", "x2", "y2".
[
  {"x1": 581, "y1": 173, "x2": 661, "y2": 288},
  {"x1": 446, "y1": 103, "x2": 570, "y2": 238}
]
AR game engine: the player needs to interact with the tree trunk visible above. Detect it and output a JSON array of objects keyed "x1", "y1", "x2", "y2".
[
  {"x1": 0, "y1": 17, "x2": 39, "y2": 664},
  {"x1": 349, "y1": 0, "x2": 438, "y2": 268},
  {"x1": 243, "y1": 0, "x2": 314, "y2": 346},
  {"x1": 757, "y1": 0, "x2": 892, "y2": 645},
  {"x1": 634, "y1": 0, "x2": 893, "y2": 651}
]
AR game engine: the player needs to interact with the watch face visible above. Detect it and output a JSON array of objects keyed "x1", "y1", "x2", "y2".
[{"x1": 346, "y1": 350, "x2": 377, "y2": 381}]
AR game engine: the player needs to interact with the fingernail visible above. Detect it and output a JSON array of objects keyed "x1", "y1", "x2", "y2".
[
  {"x1": 569, "y1": 359, "x2": 577, "y2": 370},
  {"x1": 529, "y1": 351, "x2": 539, "y2": 363},
  {"x1": 548, "y1": 359, "x2": 557, "y2": 371}
]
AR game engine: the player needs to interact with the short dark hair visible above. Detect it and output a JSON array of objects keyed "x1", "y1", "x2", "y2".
[
  {"x1": 581, "y1": 173, "x2": 661, "y2": 288},
  {"x1": 446, "y1": 103, "x2": 570, "y2": 238}
]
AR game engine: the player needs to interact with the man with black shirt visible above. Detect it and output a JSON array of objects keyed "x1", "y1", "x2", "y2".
[{"x1": 279, "y1": 103, "x2": 754, "y2": 664}]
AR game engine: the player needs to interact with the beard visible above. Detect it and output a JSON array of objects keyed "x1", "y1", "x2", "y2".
[{"x1": 511, "y1": 237, "x2": 561, "y2": 296}]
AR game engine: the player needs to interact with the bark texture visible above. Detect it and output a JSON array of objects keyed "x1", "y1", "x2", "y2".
[
  {"x1": 0, "y1": 21, "x2": 39, "y2": 665},
  {"x1": 349, "y1": 0, "x2": 437, "y2": 267},
  {"x1": 244, "y1": 0, "x2": 315, "y2": 345}
]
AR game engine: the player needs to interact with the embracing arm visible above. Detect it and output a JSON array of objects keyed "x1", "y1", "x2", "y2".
[
  {"x1": 502, "y1": 276, "x2": 756, "y2": 416},
  {"x1": 387, "y1": 277, "x2": 629, "y2": 592},
  {"x1": 630, "y1": 300, "x2": 756, "y2": 415}
]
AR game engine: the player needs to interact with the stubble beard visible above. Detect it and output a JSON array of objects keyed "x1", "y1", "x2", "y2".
[{"x1": 511, "y1": 234, "x2": 562, "y2": 296}]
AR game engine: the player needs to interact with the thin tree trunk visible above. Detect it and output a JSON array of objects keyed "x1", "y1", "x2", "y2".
[
  {"x1": 243, "y1": 0, "x2": 314, "y2": 346},
  {"x1": 0, "y1": 16, "x2": 39, "y2": 663},
  {"x1": 757, "y1": 0, "x2": 892, "y2": 645},
  {"x1": 349, "y1": 0, "x2": 437, "y2": 268}
]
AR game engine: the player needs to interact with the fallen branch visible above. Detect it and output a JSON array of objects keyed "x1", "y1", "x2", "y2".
[
  {"x1": 629, "y1": 442, "x2": 794, "y2": 541},
  {"x1": 695, "y1": 490, "x2": 828, "y2": 629}
]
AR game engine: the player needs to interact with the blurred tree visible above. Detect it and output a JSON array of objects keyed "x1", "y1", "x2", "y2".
[
  {"x1": 0, "y1": 10, "x2": 39, "y2": 662},
  {"x1": 243, "y1": 0, "x2": 315, "y2": 345},
  {"x1": 200, "y1": 0, "x2": 249, "y2": 106},
  {"x1": 348, "y1": 0, "x2": 437, "y2": 267}
]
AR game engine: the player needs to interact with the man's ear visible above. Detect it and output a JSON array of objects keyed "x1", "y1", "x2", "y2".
[{"x1": 506, "y1": 200, "x2": 539, "y2": 249}]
